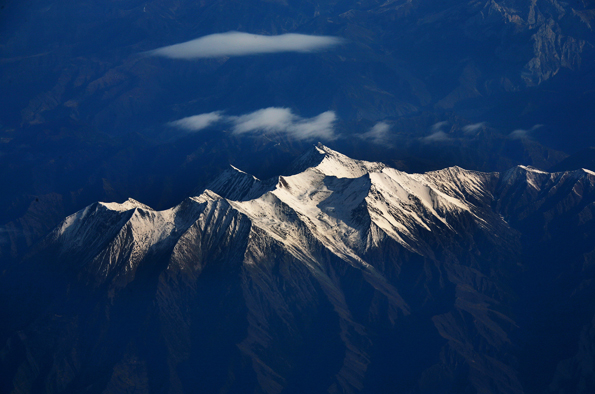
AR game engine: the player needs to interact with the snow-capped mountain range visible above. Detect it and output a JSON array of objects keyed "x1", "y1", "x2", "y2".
[{"x1": 2, "y1": 145, "x2": 595, "y2": 394}]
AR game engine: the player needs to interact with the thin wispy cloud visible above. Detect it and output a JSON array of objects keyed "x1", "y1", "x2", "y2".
[
  {"x1": 359, "y1": 121, "x2": 391, "y2": 144},
  {"x1": 169, "y1": 107, "x2": 338, "y2": 141},
  {"x1": 510, "y1": 124, "x2": 543, "y2": 140},
  {"x1": 423, "y1": 131, "x2": 451, "y2": 143},
  {"x1": 432, "y1": 121, "x2": 448, "y2": 132},
  {"x1": 232, "y1": 108, "x2": 337, "y2": 140},
  {"x1": 168, "y1": 111, "x2": 223, "y2": 131},
  {"x1": 463, "y1": 122, "x2": 486, "y2": 134},
  {"x1": 422, "y1": 121, "x2": 451, "y2": 143},
  {"x1": 148, "y1": 32, "x2": 344, "y2": 59},
  {"x1": 232, "y1": 108, "x2": 295, "y2": 134},
  {"x1": 285, "y1": 111, "x2": 337, "y2": 141},
  {"x1": 509, "y1": 129, "x2": 529, "y2": 140}
]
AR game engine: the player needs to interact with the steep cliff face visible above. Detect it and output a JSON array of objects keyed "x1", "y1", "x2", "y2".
[
  {"x1": 463, "y1": 0, "x2": 594, "y2": 86},
  {"x1": 1, "y1": 145, "x2": 594, "y2": 394}
]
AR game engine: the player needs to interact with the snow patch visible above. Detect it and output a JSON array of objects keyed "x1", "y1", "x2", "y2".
[
  {"x1": 518, "y1": 165, "x2": 548, "y2": 174},
  {"x1": 99, "y1": 198, "x2": 153, "y2": 212}
]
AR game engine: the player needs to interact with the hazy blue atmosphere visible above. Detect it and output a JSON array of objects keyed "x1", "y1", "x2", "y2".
[{"x1": 1, "y1": 1, "x2": 595, "y2": 393}]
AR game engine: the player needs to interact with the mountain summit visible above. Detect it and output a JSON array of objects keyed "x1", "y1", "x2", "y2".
[{"x1": 2, "y1": 146, "x2": 595, "y2": 394}]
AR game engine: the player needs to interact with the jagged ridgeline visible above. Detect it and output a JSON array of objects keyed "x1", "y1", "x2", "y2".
[{"x1": 1, "y1": 145, "x2": 595, "y2": 394}]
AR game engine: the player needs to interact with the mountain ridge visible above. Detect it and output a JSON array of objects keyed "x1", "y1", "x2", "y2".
[{"x1": 2, "y1": 144, "x2": 595, "y2": 394}]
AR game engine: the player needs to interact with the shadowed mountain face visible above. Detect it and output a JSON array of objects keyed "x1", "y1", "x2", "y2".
[{"x1": 1, "y1": 145, "x2": 594, "y2": 394}]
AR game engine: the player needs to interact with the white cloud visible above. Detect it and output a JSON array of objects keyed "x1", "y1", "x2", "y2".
[
  {"x1": 169, "y1": 107, "x2": 338, "y2": 141},
  {"x1": 423, "y1": 131, "x2": 451, "y2": 143},
  {"x1": 432, "y1": 121, "x2": 448, "y2": 132},
  {"x1": 148, "y1": 31, "x2": 344, "y2": 59},
  {"x1": 288, "y1": 111, "x2": 337, "y2": 141},
  {"x1": 232, "y1": 108, "x2": 337, "y2": 141},
  {"x1": 463, "y1": 122, "x2": 486, "y2": 134},
  {"x1": 359, "y1": 121, "x2": 391, "y2": 144},
  {"x1": 232, "y1": 108, "x2": 295, "y2": 134},
  {"x1": 509, "y1": 129, "x2": 530, "y2": 140},
  {"x1": 509, "y1": 124, "x2": 543, "y2": 140},
  {"x1": 168, "y1": 111, "x2": 223, "y2": 131},
  {"x1": 422, "y1": 121, "x2": 451, "y2": 143}
]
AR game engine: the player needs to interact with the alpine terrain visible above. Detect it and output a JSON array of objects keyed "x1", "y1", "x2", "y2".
[
  {"x1": 1, "y1": 144, "x2": 595, "y2": 394},
  {"x1": 3, "y1": 0, "x2": 595, "y2": 265}
]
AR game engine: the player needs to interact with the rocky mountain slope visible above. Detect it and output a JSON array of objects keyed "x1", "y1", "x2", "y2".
[{"x1": 1, "y1": 145, "x2": 594, "y2": 394}]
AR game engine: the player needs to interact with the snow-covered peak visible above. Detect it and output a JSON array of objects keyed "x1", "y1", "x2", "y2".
[
  {"x1": 55, "y1": 147, "x2": 559, "y2": 273},
  {"x1": 314, "y1": 145, "x2": 385, "y2": 178},
  {"x1": 500, "y1": 165, "x2": 551, "y2": 191},
  {"x1": 99, "y1": 198, "x2": 153, "y2": 212},
  {"x1": 288, "y1": 143, "x2": 385, "y2": 179},
  {"x1": 228, "y1": 156, "x2": 489, "y2": 261},
  {"x1": 192, "y1": 189, "x2": 224, "y2": 203},
  {"x1": 420, "y1": 166, "x2": 497, "y2": 205},
  {"x1": 51, "y1": 146, "x2": 595, "y2": 291},
  {"x1": 229, "y1": 164, "x2": 256, "y2": 178},
  {"x1": 205, "y1": 165, "x2": 272, "y2": 201}
]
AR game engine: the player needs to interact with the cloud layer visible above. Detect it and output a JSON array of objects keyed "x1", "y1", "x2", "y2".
[
  {"x1": 463, "y1": 122, "x2": 486, "y2": 134},
  {"x1": 423, "y1": 121, "x2": 451, "y2": 143},
  {"x1": 169, "y1": 107, "x2": 338, "y2": 141},
  {"x1": 359, "y1": 122, "x2": 391, "y2": 144},
  {"x1": 148, "y1": 32, "x2": 344, "y2": 59},
  {"x1": 432, "y1": 121, "x2": 448, "y2": 133},
  {"x1": 168, "y1": 112, "x2": 223, "y2": 131},
  {"x1": 423, "y1": 130, "x2": 450, "y2": 143},
  {"x1": 509, "y1": 124, "x2": 543, "y2": 140}
]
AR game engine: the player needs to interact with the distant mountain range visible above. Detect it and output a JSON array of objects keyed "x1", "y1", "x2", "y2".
[
  {"x1": 2, "y1": 0, "x2": 595, "y2": 265},
  {"x1": 2, "y1": 145, "x2": 594, "y2": 393},
  {"x1": 2, "y1": 0, "x2": 594, "y2": 132}
]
